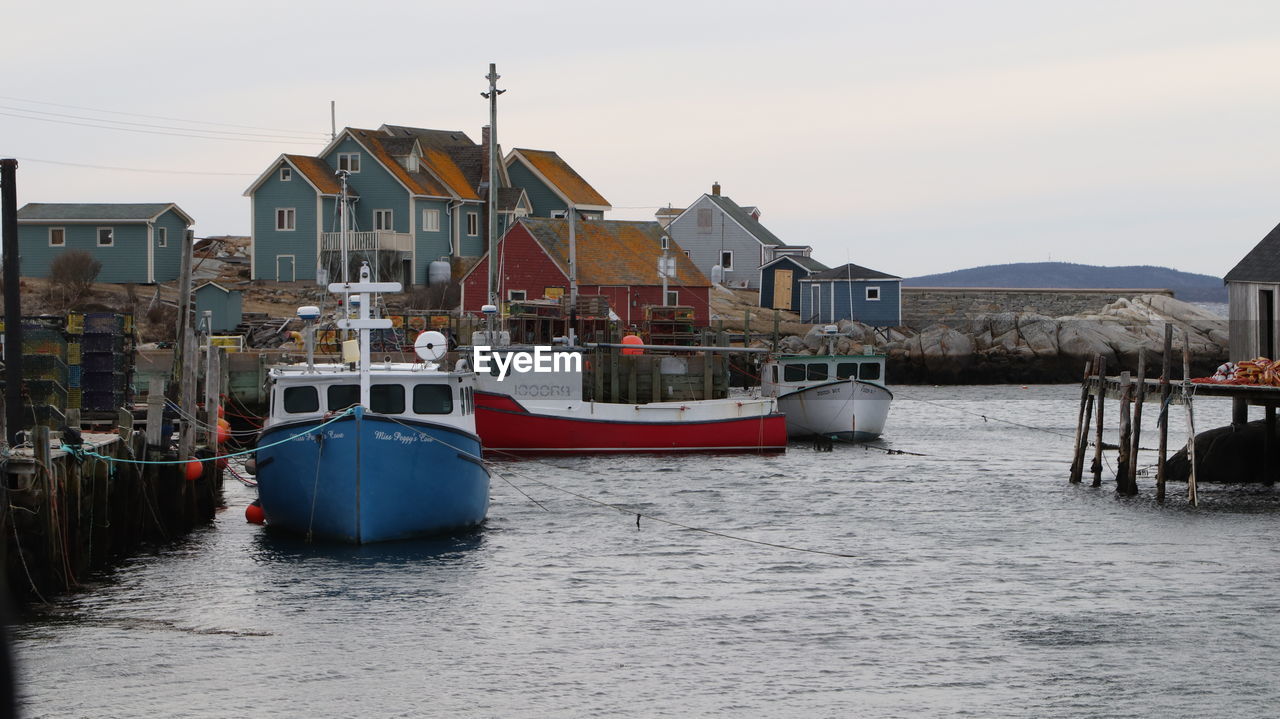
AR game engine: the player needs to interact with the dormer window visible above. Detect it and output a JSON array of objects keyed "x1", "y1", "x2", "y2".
[{"x1": 406, "y1": 154, "x2": 419, "y2": 172}]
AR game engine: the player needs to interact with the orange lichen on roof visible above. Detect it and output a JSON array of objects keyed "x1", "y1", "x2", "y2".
[
  {"x1": 515, "y1": 149, "x2": 610, "y2": 207},
  {"x1": 283, "y1": 155, "x2": 345, "y2": 194},
  {"x1": 422, "y1": 148, "x2": 480, "y2": 201},
  {"x1": 521, "y1": 218, "x2": 707, "y2": 286},
  {"x1": 349, "y1": 130, "x2": 451, "y2": 198}
]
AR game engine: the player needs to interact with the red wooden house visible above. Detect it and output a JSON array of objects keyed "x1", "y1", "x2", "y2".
[{"x1": 461, "y1": 217, "x2": 712, "y2": 326}]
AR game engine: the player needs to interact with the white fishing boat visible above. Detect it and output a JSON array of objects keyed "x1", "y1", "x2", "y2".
[{"x1": 760, "y1": 326, "x2": 893, "y2": 441}]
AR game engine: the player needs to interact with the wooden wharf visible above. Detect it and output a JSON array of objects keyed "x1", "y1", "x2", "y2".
[{"x1": 1070, "y1": 323, "x2": 1280, "y2": 506}]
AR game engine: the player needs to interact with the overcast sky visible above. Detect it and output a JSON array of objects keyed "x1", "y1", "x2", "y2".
[{"x1": 4, "y1": 0, "x2": 1279, "y2": 278}]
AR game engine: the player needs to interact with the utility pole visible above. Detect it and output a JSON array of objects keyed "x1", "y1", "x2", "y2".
[
  {"x1": 1, "y1": 159, "x2": 22, "y2": 446},
  {"x1": 330, "y1": 101, "x2": 336, "y2": 141},
  {"x1": 481, "y1": 63, "x2": 505, "y2": 339},
  {"x1": 568, "y1": 202, "x2": 577, "y2": 343}
]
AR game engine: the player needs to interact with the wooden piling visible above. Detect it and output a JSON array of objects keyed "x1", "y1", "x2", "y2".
[
  {"x1": 1069, "y1": 360, "x2": 1092, "y2": 483},
  {"x1": 1092, "y1": 355, "x2": 1107, "y2": 487},
  {"x1": 145, "y1": 378, "x2": 165, "y2": 446},
  {"x1": 1266, "y1": 405, "x2": 1276, "y2": 487},
  {"x1": 1157, "y1": 324, "x2": 1172, "y2": 502},
  {"x1": 1126, "y1": 349, "x2": 1146, "y2": 494},
  {"x1": 1182, "y1": 337, "x2": 1198, "y2": 506},
  {"x1": 1117, "y1": 371, "x2": 1132, "y2": 487}
]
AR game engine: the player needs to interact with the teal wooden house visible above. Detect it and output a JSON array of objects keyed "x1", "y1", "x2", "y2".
[
  {"x1": 193, "y1": 281, "x2": 244, "y2": 333},
  {"x1": 245, "y1": 124, "x2": 606, "y2": 286},
  {"x1": 245, "y1": 125, "x2": 540, "y2": 285},
  {"x1": 16, "y1": 203, "x2": 193, "y2": 284},
  {"x1": 797, "y1": 263, "x2": 903, "y2": 327}
]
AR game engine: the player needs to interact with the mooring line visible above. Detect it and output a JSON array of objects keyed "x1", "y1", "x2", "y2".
[{"x1": 484, "y1": 451, "x2": 856, "y2": 558}]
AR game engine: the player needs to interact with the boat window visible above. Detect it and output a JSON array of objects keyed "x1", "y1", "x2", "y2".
[
  {"x1": 371, "y1": 384, "x2": 406, "y2": 414},
  {"x1": 836, "y1": 362, "x2": 859, "y2": 379},
  {"x1": 282, "y1": 386, "x2": 319, "y2": 413},
  {"x1": 783, "y1": 365, "x2": 806, "y2": 382},
  {"x1": 859, "y1": 362, "x2": 882, "y2": 381},
  {"x1": 413, "y1": 384, "x2": 454, "y2": 414},
  {"x1": 328, "y1": 384, "x2": 360, "y2": 410},
  {"x1": 807, "y1": 363, "x2": 828, "y2": 380}
]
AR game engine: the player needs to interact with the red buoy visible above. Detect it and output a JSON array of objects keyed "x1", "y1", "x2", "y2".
[
  {"x1": 217, "y1": 405, "x2": 226, "y2": 418},
  {"x1": 217, "y1": 424, "x2": 231, "y2": 444},
  {"x1": 245, "y1": 501, "x2": 265, "y2": 524},
  {"x1": 621, "y1": 334, "x2": 644, "y2": 355},
  {"x1": 184, "y1": 460, "x2": 203, "y2": 481}
]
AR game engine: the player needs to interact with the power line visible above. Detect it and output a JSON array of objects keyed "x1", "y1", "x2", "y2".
[
  {"x1": 0, "y1": 95, "x2": 330, "y2": 137},
  {"x1": 3, "y1": 156, "x2": 256, "y2": 176},
  {"x1": 0, "y1": 104, "x2": 328, "y2": 141},
  {"x1": 0, "y1": 110, "x2": 322, "y2": 145}
]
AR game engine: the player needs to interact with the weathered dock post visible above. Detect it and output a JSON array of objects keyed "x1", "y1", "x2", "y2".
[
  {"x1": 1091, "y1": 355, "x2": 1107, "y2": 487},
  {"x1": 1182, "y1": 335, "x2": 1198, "y2": 506},
  {"x1": 1125, "y1": 349, "x2": 1146, "y2": 495},
  {"x1": 1157, "y1": 324, "x2": 1172, "y2": 501},
  {"x1": 1116, "y1": 371, "x2": 1133, "y2": 491},
  {"x1": 1069, "y1": 360, "x2": 1093, "y2": 482},
  {"x1": 1266, "y1": 405, "x2": 1276, "y2": 487}
]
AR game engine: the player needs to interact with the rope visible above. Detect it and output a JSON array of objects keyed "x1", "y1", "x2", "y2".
[
  {"x1": 484, "y1": 451, "x2": 857, "y2": 558},
  {"x1": 62, "y1": 407, "x2": 358, "y2": 465}
]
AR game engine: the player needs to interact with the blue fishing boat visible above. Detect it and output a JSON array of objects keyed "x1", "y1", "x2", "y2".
[{"x1": 252, "y1": 171, "x2": 489, "y2": 543}]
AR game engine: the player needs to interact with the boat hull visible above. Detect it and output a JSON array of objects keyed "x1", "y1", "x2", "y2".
[
  {"x1": 475, "y1": 392, "x2": 788, "y2": 454},
  {"x1": 777, "y1": 379, "x2": 893, "y2": 441},
  {"x1": 255, "y1": 410, "x2": 490, "y2": 543}
]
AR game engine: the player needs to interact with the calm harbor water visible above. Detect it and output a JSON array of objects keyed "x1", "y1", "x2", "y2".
[{"x1": 13, "y1": 384, "x2": 1280, "y2": 718}]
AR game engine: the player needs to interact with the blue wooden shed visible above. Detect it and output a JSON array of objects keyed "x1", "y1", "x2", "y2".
[
  {"x1": 759, "y1": 254, "x2": 830, "y2": 311},
  {"x1": 797, "y1": 263, "x2": 902, "y2": 327},
  {"x1": 193, "y1": 282, "x2": 244, "y2": 333}
]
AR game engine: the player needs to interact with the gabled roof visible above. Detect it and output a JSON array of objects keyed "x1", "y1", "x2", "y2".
[
  {"x1": 193, "y1": 281, "x2": 238, "y2": 294},
  {"x1": 17, "y1": 202, "x2": 194, "y2": 225},
  {"x1": 806, "y1": 262, "x2": 901, "y2": 281},
  {"x1": 655, "y1": 207, "x2": 684, "y2": 217},
  {"x1": 496, "y1": 187, "x2": 530, "y2": 213},
  {"x1": 283, "y1": 155, "x2": 345, "y2": 195},
  {"x1": 348, "y1": 128, "x2": 457, "y2": 199},
  {"x1": 760, "y1": 254, "x2": 829, "y2": 273},
  {"x1": 1226, "y1": 220, "x2": 1280, "y2": 284},
  {"x1": 381, "y1": 124, "x2": 499, "y2": 198},
  {"x1": 517, "y1": 218, "x2": 708, "y2": 287},
  {"x1": 507, "y1": 149, "x2": 610, "y2": 210},
  {"x1": 704, "y1": 194, "x2": 784, "y2": 246}
]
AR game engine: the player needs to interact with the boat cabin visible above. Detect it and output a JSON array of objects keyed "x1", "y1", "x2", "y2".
[
  {"x1": 761, "y1": 354, "x2": 886, "y2": 396},
  {"x1": 267, "y1": 364, "x2": 476, "y2": 431}
]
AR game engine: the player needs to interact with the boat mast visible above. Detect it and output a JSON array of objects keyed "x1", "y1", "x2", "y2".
[{"x1": 482, "y1": 63, "x2": 504, "y2": 340}]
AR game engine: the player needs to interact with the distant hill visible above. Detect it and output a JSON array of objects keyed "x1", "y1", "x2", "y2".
[{"x1": 904, "y1": 262, "x2": 1226, "y2": 303}]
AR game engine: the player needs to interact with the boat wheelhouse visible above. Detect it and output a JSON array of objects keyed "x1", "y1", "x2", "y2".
[{"x1": 761, "y1": 347, "x2": 893, "y2": 441}]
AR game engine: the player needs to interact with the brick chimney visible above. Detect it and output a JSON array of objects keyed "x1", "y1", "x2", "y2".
[{"x1": 712, "y1": 181, "x2": 721, "y2": 196}]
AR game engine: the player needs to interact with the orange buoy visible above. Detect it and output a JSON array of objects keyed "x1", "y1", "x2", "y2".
[
  {"x1": 217, "y1": 424, "x2": 232, "y2": 444},
  {"x1": 184, "y1": 460, "x2": 203, "y2": 481},
  {"x1": 621, "y1": 334, "x2": 644, "y2": 355},
  {"x1": 217, "y1": 417, "x2": 230, "y2": 429},
  {"x1": 245, "y1": 501, "x2": 265, "y2": 525}
]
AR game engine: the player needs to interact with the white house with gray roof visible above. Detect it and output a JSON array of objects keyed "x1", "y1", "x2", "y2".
[
  {"x1": 663, "y1": 183, "x2": 800, "y2": 289},
  {"x1": 17, "y1": 202, "x2": 193, "y2": 284}
]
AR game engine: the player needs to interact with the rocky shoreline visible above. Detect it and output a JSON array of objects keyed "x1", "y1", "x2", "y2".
[{"x1": 768, "y1": 294, "x2": 1229, "y2": 384}]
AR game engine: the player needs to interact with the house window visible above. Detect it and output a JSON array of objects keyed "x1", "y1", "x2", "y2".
[
  {"x1": 97, "y1": 228, "x2": 114, "y2": 247},
  {"x1": 551, "y1": 210, "x2": 567, "y2": 219},
  {"x1": 660, "y1": 235, "x2": 669, "y2": 250},
  {"x1": 48, "y1": 227, "x2": 65, "y2": 247},
  {"x1": 720, "y1": 250, "x2": 733, "y2": 271},
  {"x1": 157, "y1": 227, "x2": 168, "y2": 247},
  {"x1": 466, "y1": 212, "x2": 479, "y2": 236},
  {"x1": 337, "y1": 153, "x2": 361, "y2": 173},
  {"x1": 666, "y1": 290, "x2": 679, "y2": 306},
  {"x1": 683, "y1": 250, "x2": 691, "y2": 258},
  {"x1": 422, "y1": 209, "x2": 440, "y2": 232},
  {"x1": 507, "y1": 290, "x2": 527, "y2": 302},
  {"x1": 280, "y1": 167, "x2": 292, "y2": 182},
  {"x1": 697, "y1": 208, "x2": 712, "y2": 233},
  {"x1": 276, "y1": 208, "x2": 296, "y2": 231},
  {"x1": 374, "y1": 209, "x2": 393, "y2": 231},
  {"x1": 866, "y1": 286, "x2": 881, "y2": 301}
]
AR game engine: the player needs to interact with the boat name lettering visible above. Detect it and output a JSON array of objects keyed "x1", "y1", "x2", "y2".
[
  {"x1": 512, "y1": 383, "x2": 574, "y2": 398},
  {"x1": 373, "y1": 430, "x2": 421, "y2": 445},
  {"x1": 473, "y1": 346, "x2": 583, "y2": 381}
]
